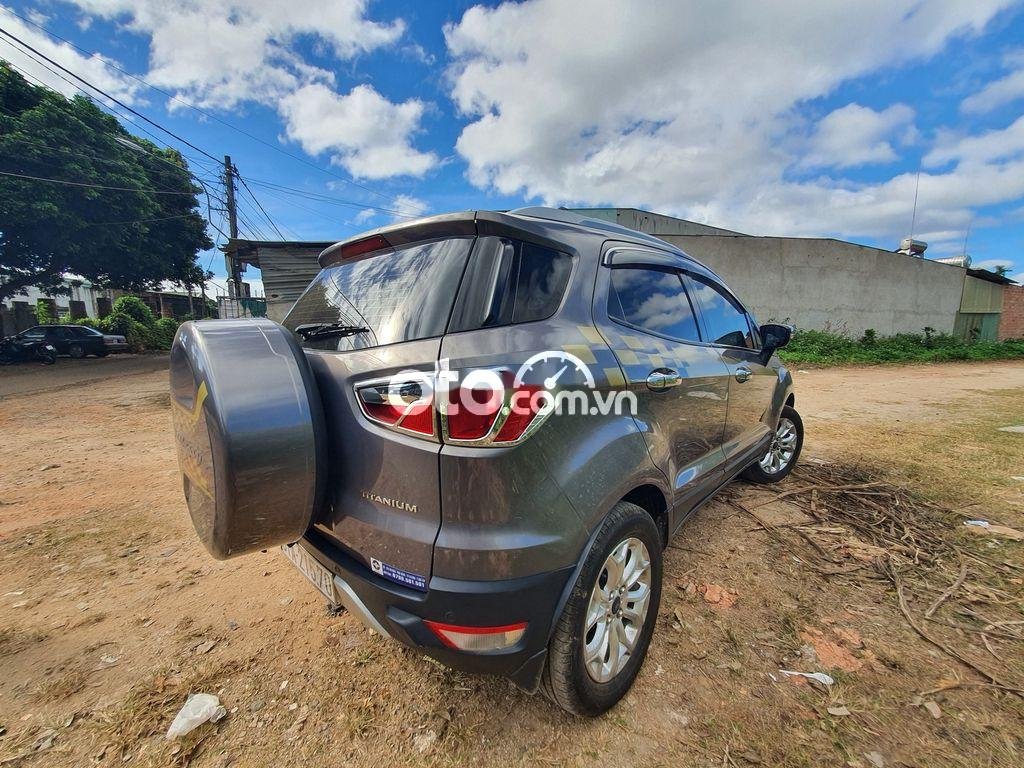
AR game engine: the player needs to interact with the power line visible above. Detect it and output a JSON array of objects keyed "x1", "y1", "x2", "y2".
[
  {"x1": 235, "y1": 172, "x2": 286, "y2": 240},
  {"x1": 0, "y1": 24, "x2": 221, "y2": 164},
  {"x1": 0, "y1": 47, "x2": 222, "y2": 182},
  {"x1": 1, "y1": 6, "x2": 399, "y2": 204},
  {"x1": 245, "y1": 178, "x2": 415, "y2": 219},
  {"x1": 0, "y1": 168, "x2": 213, "y2": 195},
  {"x1": 84, "y1": 213, "x2": 199, "y2": 227}
]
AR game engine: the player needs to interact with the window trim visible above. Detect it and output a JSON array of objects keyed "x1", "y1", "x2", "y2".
[
  {"x1": 683, "y1": 273, "x2": 761, "y2": 352},
  {"x1": 605, "y1": 264, "x2": 704, "y2": 346}
]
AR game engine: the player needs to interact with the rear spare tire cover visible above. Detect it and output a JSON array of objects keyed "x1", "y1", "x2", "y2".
[{"x1": 169, "y1": 319, "x2": 326, "y2": 559}]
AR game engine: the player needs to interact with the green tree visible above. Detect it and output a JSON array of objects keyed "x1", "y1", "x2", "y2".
[{"x1": 0, "y1": 61, "x2": 213, "y2": 303}]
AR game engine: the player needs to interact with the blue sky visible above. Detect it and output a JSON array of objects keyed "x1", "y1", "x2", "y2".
[{"x1": 1, "y1": 0, "x2": 1023, "y2": 290}]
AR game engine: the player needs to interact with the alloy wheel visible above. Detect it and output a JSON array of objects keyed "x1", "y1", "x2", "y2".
[
  {"x1": 583, "y1": 537, "x2": 652, "y2": 683},
  {"x1": 759, "y1": 416, "x2": 798, "y2": 475}
]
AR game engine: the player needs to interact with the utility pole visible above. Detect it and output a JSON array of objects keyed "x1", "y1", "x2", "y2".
[{"x1": 223, "y1": 154, "x2": 241, "y2": 297}]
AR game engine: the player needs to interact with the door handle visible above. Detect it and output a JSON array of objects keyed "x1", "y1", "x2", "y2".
[
  {"x1": 734, "y1": 367, "x2": 752, "y2": 383},
  {"x1": 646, "y1": 368, "x2": 681, "y2": 391}
]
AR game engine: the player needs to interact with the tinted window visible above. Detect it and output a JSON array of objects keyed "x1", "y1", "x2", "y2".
[
  {"x1": 73, "y1": 326, "x2": 103, "y2": 337},
  {"x1": 20, "y1": 327, "x2": 45, "y2": 339},
  {"x1": 451, "y1": 237, "x2": 572, "y2": 331},
  {"x1": 689, "y1": 276, "x2": 754, "y2": 348},
  {"x1": 284, "y1": 237, "x2": 474, "y2": 350},
  {"x1": 607, "y1": 268, "x2": 700, "y2": 342}
]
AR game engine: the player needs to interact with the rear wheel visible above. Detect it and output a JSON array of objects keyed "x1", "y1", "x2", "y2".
[
  {"x1": 541, "y1": 502, "x2": 662, "y2": 716},
  {"x1": 742, "y1": 405, "x2": 803, "y2": 484},
  {"x1": 68, "y1": 343, "x2": 85, "y2": 359}
]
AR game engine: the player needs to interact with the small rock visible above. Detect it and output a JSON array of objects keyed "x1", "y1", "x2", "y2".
[
  {"x1": 195, "y1": 640, "x2": 217, "y2": 655},
  {"x1": 100, "y1": 654, "x2": 120, "y2": 664},
  {"x1": 667, "y1": 710, "x2": 690, "y2": 727},
  {"x1": 159, "y1": 547, "x2": 178, "y2": 557},
  {"x1": 33, "y1": 728, "x2": 57, "y2": 751},
  {"x1": 227, "y1": 619, "x2": 239, "y2": 631},
  {"x1": 413, "y1": 729, "x2": 438, "y2": 755},
  {"x1": 997, "y1": 425, "x2": 1024, "y2": 433},
  {"x1": 923, "y1": 701, "x2": 942, "y2": 719},
  {"x1": 865, "y1": 751, "x2": 885, "y2": 768},
  {"x1": 279, "y1": 596, "x2": 294, "y2": 606},
  {"x1": 40, "y1": 464, "x2": 60, "y2": 471},
  {"x1": 827, "y1": 705, "x2": 851, "y2": 717},
  {"x1": 279, "y1": 680, "x2": 288, "y2": 691}
]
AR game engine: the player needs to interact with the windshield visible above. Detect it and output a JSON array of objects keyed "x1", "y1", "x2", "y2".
[{"x1": 283, "y1": 237, "x2": 474, "y2": 351}]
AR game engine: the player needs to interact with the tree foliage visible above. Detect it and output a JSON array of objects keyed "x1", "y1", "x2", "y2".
[{"x1": 0, "y1": 61, "x2": 213, "y2": 302}]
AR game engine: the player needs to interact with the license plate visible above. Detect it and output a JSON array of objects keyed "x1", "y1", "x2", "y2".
[{"x1": 282, "y1": 543, "x2": 337, "y2": 603}]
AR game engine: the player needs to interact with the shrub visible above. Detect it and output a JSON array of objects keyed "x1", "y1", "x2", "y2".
[
  {"x1": 150, "y1": 317, "x2": 180, "y2": 350},
  {"x1": 780, "y1": 328, "x2": 1024, "y2": 366},
  {"x1": 111, "y1": 296, "x2": 156, "y2": 326}
]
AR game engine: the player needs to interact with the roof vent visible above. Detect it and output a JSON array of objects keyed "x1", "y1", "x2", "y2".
[{"x1": 897, "y1": 238, "x2": 928, "y2": 257}]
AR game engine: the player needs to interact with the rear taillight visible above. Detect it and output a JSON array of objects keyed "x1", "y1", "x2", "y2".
[
  {"x1": 356, "y1": 379, "x2": 436, "y2": 439},
  {"x1": 356, "y1": 368, "x2": 553, "y2": 446},
  {"x1": 442, "y1": 370, "x2": 551, "y2": 446},
  {"x1": 424, "y1": 620, "x2": 527, "y2": 652}
]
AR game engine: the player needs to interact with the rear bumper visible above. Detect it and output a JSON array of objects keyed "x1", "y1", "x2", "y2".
[{"x1": 296, "y1": 528, "x2": 575, "y2": 691}]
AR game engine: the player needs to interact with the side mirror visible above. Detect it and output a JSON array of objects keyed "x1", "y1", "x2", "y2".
[{"x1": 759, "y1": 323, "x2": 792, "y2": 363}]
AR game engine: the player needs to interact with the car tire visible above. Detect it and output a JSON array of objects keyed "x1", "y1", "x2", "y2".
[
  {"x1": 541, "y1": 501, "x2": 662, "y2": 716},
  {"x1": 68, "y1": 343, "x2": 85, "y2": 359},
  {"x1": 742, "y1": 405, "x2": 803, "y2": 484},
  {"x1": 97, "y1": 350, "x2": 109, "y2": 358}
]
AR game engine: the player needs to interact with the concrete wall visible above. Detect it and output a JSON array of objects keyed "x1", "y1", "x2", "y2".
[
  {"x1": 1000, "y1": 285, "x2": 1024, "y2": 341},
  {"x1": 571, "y1": 208, "x2": 742, "y2": 236},
  {"x1": 657, "y1": 234, "x2": 966, "y2": 337}
]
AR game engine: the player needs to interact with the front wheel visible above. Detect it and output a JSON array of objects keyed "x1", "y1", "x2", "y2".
[
  {"x1": 742, "y1": 405, "x2": 803, "y2": 484},
  {"x1": 541, "y1": 501, "x2": 662, "y2": 716},
  {"x1": 38, "y1": 351, "x2": 56, "y2": 365},
  {"x1": 68, "y1": 343, "x2": 85, "y2": 359}
]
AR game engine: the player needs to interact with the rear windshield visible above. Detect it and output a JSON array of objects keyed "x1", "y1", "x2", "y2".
[{"x1": 284, "y1": 237, "x2": 473, "y2": 350}]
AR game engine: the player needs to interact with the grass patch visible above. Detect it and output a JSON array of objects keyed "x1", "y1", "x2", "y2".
[{"x1": 780, "y1": 328, "x2": 1024, "y2": 366}]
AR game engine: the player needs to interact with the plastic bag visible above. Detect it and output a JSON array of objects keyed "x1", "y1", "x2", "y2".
[{"x1": 166, "y1": 693, "x2": 227, "y2": 739}]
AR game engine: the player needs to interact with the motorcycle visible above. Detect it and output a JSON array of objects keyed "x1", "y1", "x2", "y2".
[{"x1": 0, "y1": 335, "x2": 58, "y2": 365}]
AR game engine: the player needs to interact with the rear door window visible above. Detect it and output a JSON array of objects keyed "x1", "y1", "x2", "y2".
[
  {"x1": 687, "y1": 275, "x2": 755, "y2": 349},
  {"x1": 607, "y1": 267, "x2": 701, "y2": 343},
  {"x1": 284, "y1": 237, "x2": 474, "y2": 350},
  {"x1": 449, "y1": 237, "x2": 572, "y2": 331}
]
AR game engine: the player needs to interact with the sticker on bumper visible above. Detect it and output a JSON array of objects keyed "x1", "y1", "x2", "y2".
[{"x1": 370, "y1": 557, "x2": 426, "y2": 591}]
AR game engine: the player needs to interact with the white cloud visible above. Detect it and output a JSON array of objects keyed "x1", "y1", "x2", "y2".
[
  {"x1": 58, "y1": 0, "x2": 437, "y2": 179},
  {"x1": 66, "y1": 0, "x2": 403, "y2": 108},
  {"x1": 279, "y1": 84, "x2": 436, "y2": 179},
  {"x1": 445, "y1": 0, "x2": 1015, "y2": 241},
  {"x1": 389, "y1": 194, "x2": 428, "y2": 221},
  {"x1": 800, "y1": 103, "x2": 915, "y2": 169},
  {"x1": 961, "y1": 50, "x2": 1024, "y2": 114},
  {"x1": 924, "y1": 115, "x2": 1024, "y2": 167},
  {"x1": 0, "y1": 4, "x2": 140, "y2": 102}
]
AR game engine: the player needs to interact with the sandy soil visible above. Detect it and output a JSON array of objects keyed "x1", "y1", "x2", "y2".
[{"x1": 0, "y1": 359, "x2": 1022, "y2": 767}]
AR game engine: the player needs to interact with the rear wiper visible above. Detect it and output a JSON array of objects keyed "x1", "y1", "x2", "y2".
[{"x1": 293, "y1": 322, "x2": 371, "y2": 341}]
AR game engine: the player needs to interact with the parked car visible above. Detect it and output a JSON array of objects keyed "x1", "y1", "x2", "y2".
[
  {"x1": 16, "y1": 325, "x2": 128, "y2": 358},
  {"x1": 169, "y1": 207, "x2": 802, "y2": 716}
]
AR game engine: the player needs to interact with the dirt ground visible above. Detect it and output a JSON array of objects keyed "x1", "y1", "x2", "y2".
[{"x1": 1, "y1": 358, "x2": 1022, "y2": 767}]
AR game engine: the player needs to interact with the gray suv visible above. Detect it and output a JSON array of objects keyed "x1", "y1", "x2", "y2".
[{"x1": 169, "y1": 207, "x2": 802, "y2": 715}]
